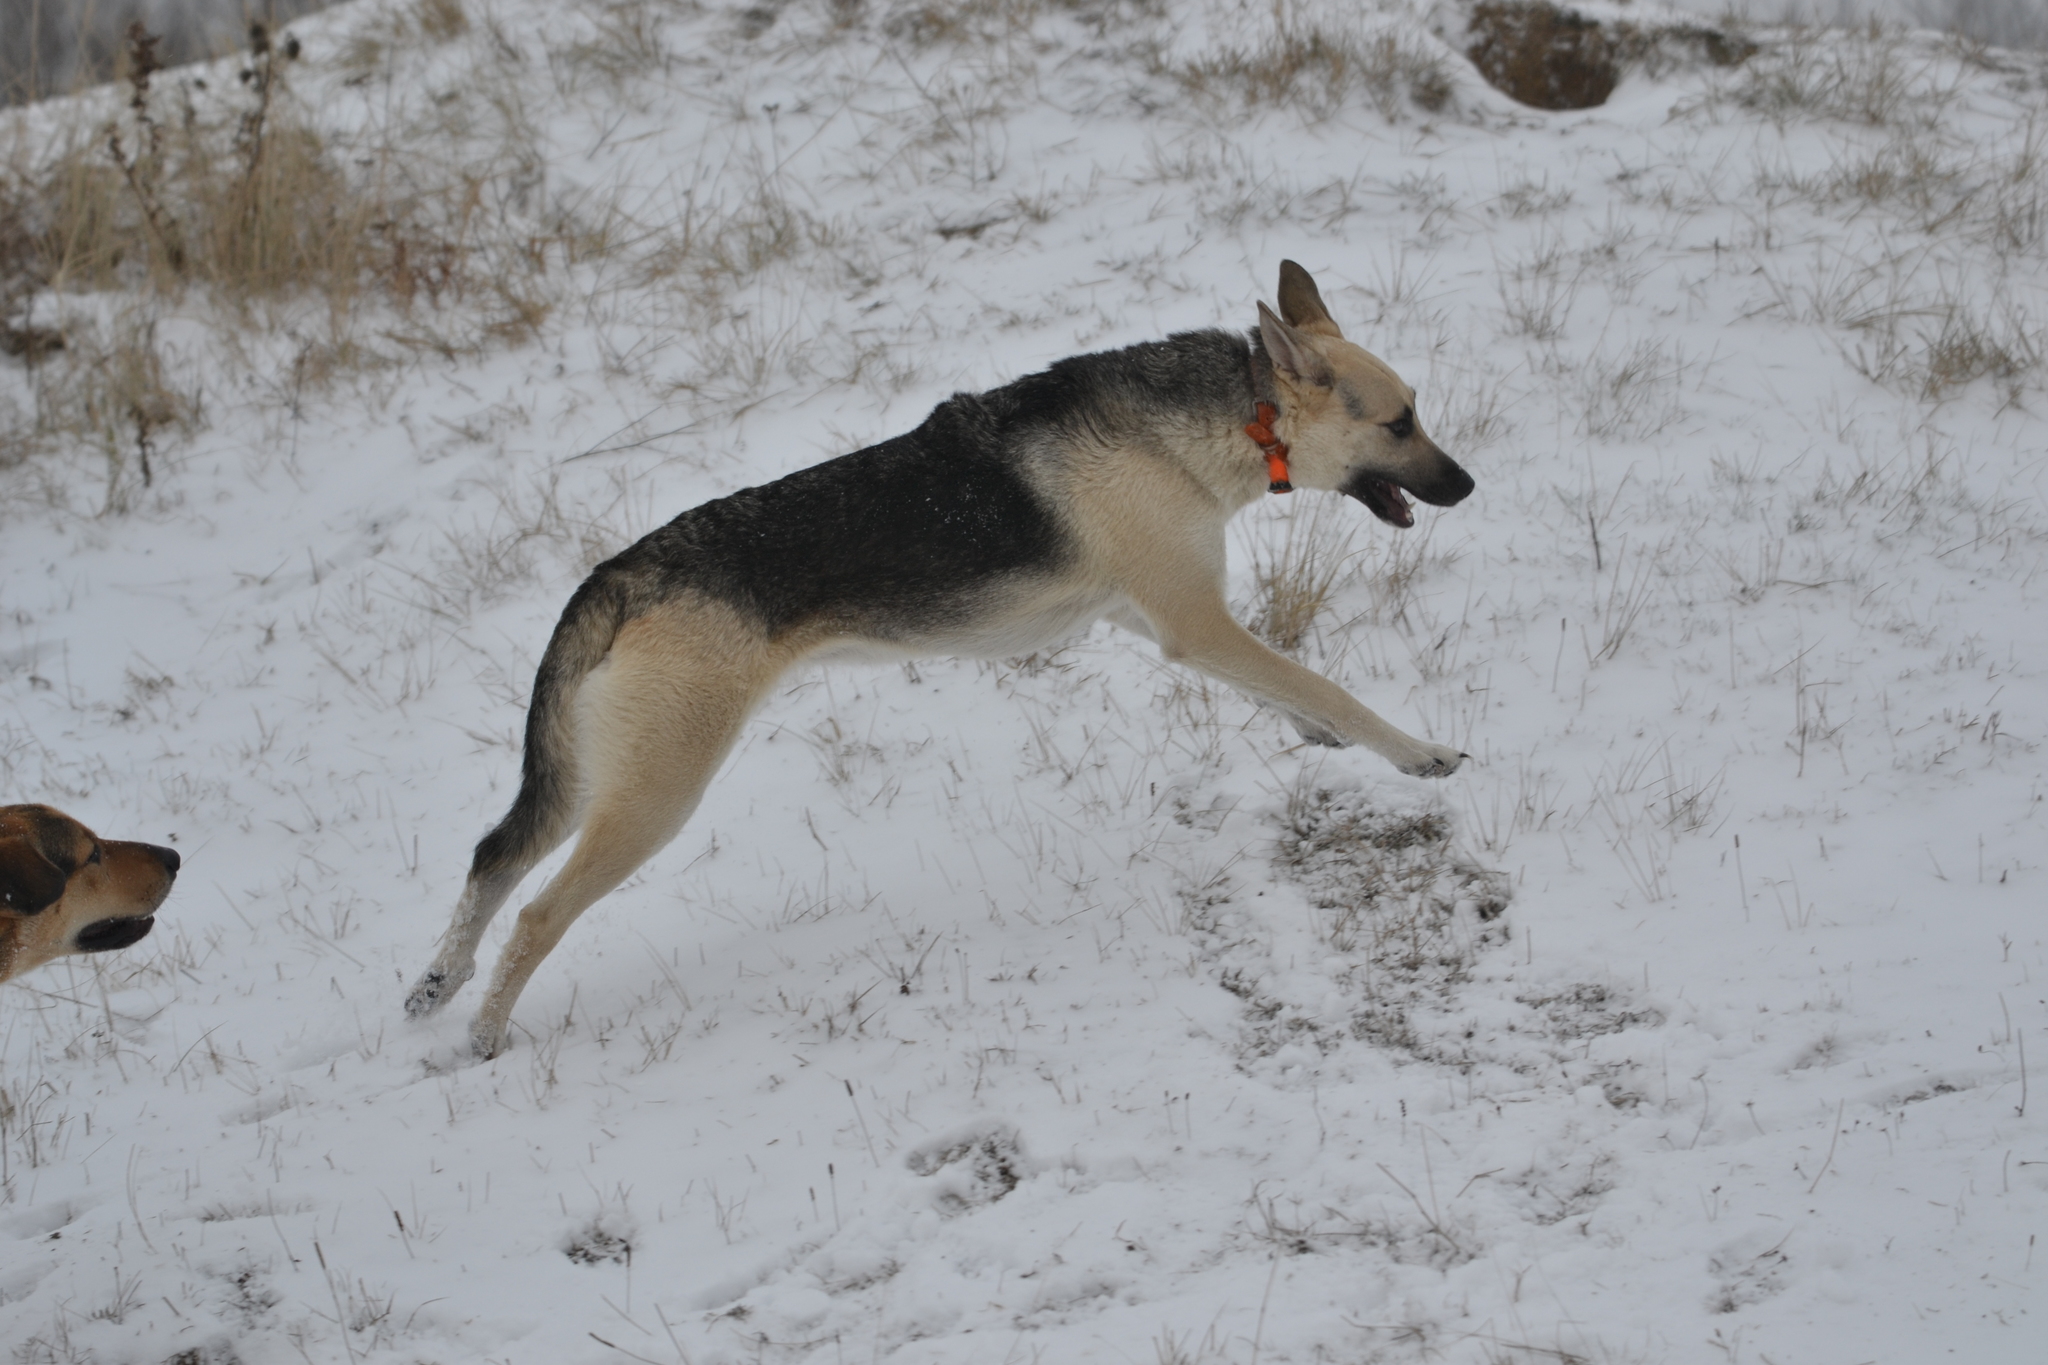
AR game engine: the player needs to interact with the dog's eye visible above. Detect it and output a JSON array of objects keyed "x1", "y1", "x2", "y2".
[
  {"x1": 1384, "y1": 408, "x2": 1414, "y2": 439},
  {"x1": 87, "y1": 844, "x2": 103, "y2": 866}
]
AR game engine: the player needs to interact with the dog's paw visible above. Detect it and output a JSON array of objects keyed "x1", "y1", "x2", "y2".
[
  {"x1": 1396, "y1": 743, "x2": 1467, "y2": 778},
  {"x1": 403, "y1": 967, "x2": 466, "y2": 1020},
  {"x1": 469, "y1": 1017, "x2": 509, "y2": 1060}
]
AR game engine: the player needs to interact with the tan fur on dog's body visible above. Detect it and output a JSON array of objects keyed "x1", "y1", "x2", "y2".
[
  {"x1": 409, "y1": 263, "x2": 1476, "y2": 1057},
  {"x1": 0, "y1": 805, "x2": 179, "y2": 984}
]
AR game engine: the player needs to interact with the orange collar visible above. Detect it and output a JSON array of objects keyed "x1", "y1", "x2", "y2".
[{"x1": 1244, "y1": 402, "x2": 1292, "y2": 493}]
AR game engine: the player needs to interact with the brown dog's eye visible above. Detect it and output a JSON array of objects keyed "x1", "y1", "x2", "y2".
[
  {"x1": 87, "y1": 844, "x2": 103, "y2": 866},
  {"x1": 1384, "y1": 408, "x2": 1414, "y2": 439}
]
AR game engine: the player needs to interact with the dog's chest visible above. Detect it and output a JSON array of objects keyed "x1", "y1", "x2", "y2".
[{"x1": 809, "y1": 580, "x2": 1118, "y2": 664}]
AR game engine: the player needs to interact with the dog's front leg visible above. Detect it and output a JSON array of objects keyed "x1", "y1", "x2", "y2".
[
  {"x1": 1276, "y1": 707, "x2": 1348, "y2": 749},
  {"x1": 1135, "y1": 589, "x2": 1465, "y2": 777},
  {"x1": 1108, "y1": 600, "x2": 1342, "y2": 743}
]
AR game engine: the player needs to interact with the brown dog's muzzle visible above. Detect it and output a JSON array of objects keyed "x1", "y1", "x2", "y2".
[{"x1": 72, "y1": 842, "x2": 180, "y2": 953}]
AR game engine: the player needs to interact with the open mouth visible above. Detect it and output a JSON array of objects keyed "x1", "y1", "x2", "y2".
[
  {"x1": 1349, "y1": 476, "x2": 1415, "y2": 528},
  {"x1": 75, "y1": 915, "x2": 156, "y2": 953}
]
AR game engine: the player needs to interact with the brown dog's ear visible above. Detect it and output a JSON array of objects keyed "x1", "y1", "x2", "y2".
[
  {"x1": 1277, "y1": 260, "x2": 1344, "y2": 339},
  {"x1": 1257, "y1": 302, "x2": 1333, "y2": 388},
  {"x1": 0, "y1": 839, "x2": 67, "y2": 915}
]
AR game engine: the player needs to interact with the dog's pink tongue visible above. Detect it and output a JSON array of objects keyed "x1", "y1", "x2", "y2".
[{"x1": 1380, "y1": 480, "x2": 1414, "y2": 527}]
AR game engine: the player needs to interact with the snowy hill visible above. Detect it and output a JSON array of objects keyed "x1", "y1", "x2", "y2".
[{"x1": 2, "y1": 2, "x2": 2043, "y2": 1362}]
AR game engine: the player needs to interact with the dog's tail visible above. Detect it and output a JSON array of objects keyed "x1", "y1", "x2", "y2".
[{"x1": 467, "y1": 574, "x2": 637, "y2": 886}]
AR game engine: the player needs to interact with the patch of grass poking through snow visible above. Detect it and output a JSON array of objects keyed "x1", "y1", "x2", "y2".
[
  {"x1": 564, "y1": 1193, "x2": 638, "y2": 1264},
  {"x1": 1240, "y1": 787, "x2": 1511, "y2": 1061},
  {"x1": 1515, "y1": 983, "x2": 1664, "y2": 1040},
  {"x1": 904, "y1": 1119, "x2": 1026, "y2": 1212},
  {"x1": 1719, "y1": 24, "x2": 1963, "y2": 130},
  {"x1": 564, "y1": 1223, "x2": 633, "y2": 1265},
  {"x1": 1279, "y1": 795, "x2": 1508, "y2": 951},
  {"x1": 1247, "y1": 1179, "x2": 1476, "y2": 1268}
]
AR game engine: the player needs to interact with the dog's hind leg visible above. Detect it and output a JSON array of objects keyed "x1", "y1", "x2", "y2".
[
  {"x1": 404, "y1": 700, "x2": 590, "y2": 1019},
  {"x1": 463, "y1": 604, "x2": 781, "y2": 1058},
  {"x1": 407, "y1": 575, "x2": 642, "y2": 1020},
  {"x1": 403, "y1": 812, "x2": 577, "y2": 1021}
]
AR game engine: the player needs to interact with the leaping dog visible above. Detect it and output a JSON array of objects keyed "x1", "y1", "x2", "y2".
[{"x1": 408, "y1": 262, "x2": 1477, "y2": 1057}]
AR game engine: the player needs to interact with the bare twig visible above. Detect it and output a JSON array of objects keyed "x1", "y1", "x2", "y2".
[{"x1": 1807, "y1": 1098, "x2": 1846, "y2": 1193}]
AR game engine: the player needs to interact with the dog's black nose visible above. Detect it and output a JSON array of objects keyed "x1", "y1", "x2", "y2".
[{"x1": 151, "y1": 845, "x2": 181, "y2": 875}]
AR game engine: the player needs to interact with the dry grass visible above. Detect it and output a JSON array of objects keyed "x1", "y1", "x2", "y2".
[
  {"x1": 0, "y1": 11, "x2": 628, "y2": 506},
  {"x1": 1723, "y1": 25, "x2": 1962, "y2": 129},
  {"x1": 1268, "y1": 783, "x2": 1510, "y2": 1056},
  {"x1": 30, "y1": 306, "x2": 200, "y2": 510},
  {"x1": 1172, "y1": 22, "x2": 1455, "y2": 121},
  {"x1": 1853, "y1": 292, "x2": 2042, "y2": 400},
  {"x1": 1737, "y1": 93, "x2": 2046, "y2": 404},
  {"x1": 6, "y1": 25, "x2": 388, "y2": 310},
  {"x1": 1240, "y1": 496, "x2": 1358, "y2": 654},
  {"x1": 879, "y1": 0, "x2": 1164, "y2": 50},
  {"x1": 1428, "y1": 365, "x2": 1515, "y2": 454},
  {"x1": 1752, "y1": 115, "x2": 2046, "y2": 256},
  {"x1": 1575, "y1": 337, "x2": 1690, "y2": 441},
  {"x1": 1756, "y1": 247, "x2": 2042, "y2": 402},
  {"x1": 2, "y1": 2, "x2": 962, "y2": 512},
  {"x1": 1497, "y1": 232, "x2": 1575, "y2": 343}
]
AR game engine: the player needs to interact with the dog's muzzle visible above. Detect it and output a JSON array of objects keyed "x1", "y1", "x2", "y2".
[
  {"x1": 72, "y1": 842, "x2": 180, "y2": 952},
  {"x1": 1341, "y1": 454, "x2": 1475, "y2": 528}
]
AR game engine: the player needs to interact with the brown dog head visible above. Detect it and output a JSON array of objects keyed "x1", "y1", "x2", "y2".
[
  {"x1": 0, "y1": 804, "x2": 179, "y2": 984},
  {"x1": 1256, "y1": 260, "x2": 1474, "y2": 527}
]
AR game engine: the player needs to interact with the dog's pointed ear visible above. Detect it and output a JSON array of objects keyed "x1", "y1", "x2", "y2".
[
  {"x1": 0, "y1": 839, "x2": 66, "y2": 916},
  {"x1": 1277, "y1": 260, "x2": 1344, "y2": 339},
  {"x1": 1258, "y1": 301, "x2": 1334, "y2": 388}
]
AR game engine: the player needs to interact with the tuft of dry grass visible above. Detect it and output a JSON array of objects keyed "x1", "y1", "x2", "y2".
[
  {"x1": 23, "y1": 307, "x2": 198, "y2": 511},
  {"x1": 7, "y1": 23, "x2": 391, "y2": 307},
  {"x1": 1576, "y1": 336, "x2": 1690, "y2": 441},
  {"x1": 1860, "y1": 295, "x2": 2041, "y2": 400},
  {"x1": 1240, "y1": 497, "x2": 1358, "y2": 655},
  {"x1": 1496, "y1": 232, "x2": 1575, "y2": 343},
  {"x1": 1172, "y1": 23, "x2": 1455, "y2": 121},
  {"x1": 0, "y1": 26, "x2": 382, "y2": 504},
  {"x1": 878, "y1": 0, "x2": 1165, "y2": 51},
  {"x1": 1722, "y1": 24, "x2": 1959, "y2": 130},
  {"x1": 1755, "y1": 242, "x2": 2042, "y2": 403}
]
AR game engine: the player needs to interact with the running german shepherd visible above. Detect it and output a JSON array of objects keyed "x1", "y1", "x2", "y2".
[{"x1": 408, "y1": 262, "x2": 1476, "y2": 1057}]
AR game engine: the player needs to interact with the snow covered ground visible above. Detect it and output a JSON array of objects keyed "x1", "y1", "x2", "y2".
[{"x1": 2, "y1": 2, "x2": 2044, "y2": 1362}]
